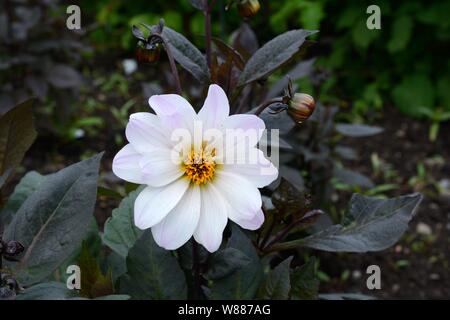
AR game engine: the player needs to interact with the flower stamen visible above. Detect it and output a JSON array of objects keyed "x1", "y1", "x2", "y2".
[{"x1": 183, "y1": 147, "x2": 216, "y2": 185}]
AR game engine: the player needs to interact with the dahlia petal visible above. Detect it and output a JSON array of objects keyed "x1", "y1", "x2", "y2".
[
  {"x1": 214, "y1": 171, "x2": 262, "y2": 219},
  {"x1": 222, "y1": 114, "x2": 265, "y2": 137},
  {"x1": 112, "y1": 144, "x2": 145, "y2": 184},
  {"x1": 151, "y1": 186, "x2": 201, "y2": 250},
  {"x1": 126, "y1": 112, "x2": 171, "y2": 152},
  {"x1": 134, "y1": 179, "x2": 189, "y2": 229},
  {"x1": 140, "y1": 149, "x2": 183, "y2": 187},
  {"x1": 148, "y1": 94, "x2": 196, "y2": 117},
  {"x1": 148, "y1": 94, "x2": 196, "y2": 132},
  {"x1": 194, "y1": 184, "x2": 228, "y2": 253},
  {"x1": 223, "y1": 148, "x2": 278, "y2": 188},
  {"x1": 198, "y1": 84, "x2": 230, "y2": 129},
  {"x1": 230, "y1": 208, "x2": 265, "y2": 231}
]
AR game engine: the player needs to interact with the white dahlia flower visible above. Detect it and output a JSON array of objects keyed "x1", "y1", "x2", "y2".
[{"x1": 112, "y1": 84, "x2": 278, "y2": 252}]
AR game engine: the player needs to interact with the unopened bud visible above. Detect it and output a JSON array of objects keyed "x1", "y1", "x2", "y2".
[
  {"x1": 136, "y1": 41, "x2": 161, "y2": 64},
  {"x1": 237, "y1": 0, "x2": 260, "y2": 19},
  {"x1": 288, "y1": 93, "x2": 315, "y2": 123}
]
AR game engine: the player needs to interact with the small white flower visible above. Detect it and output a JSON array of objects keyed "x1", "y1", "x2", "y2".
[{"x1": 112, "y1": 84, "x2": 278, "y2": 252}]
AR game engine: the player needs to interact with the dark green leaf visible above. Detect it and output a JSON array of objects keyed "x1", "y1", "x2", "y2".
[
  {"x1": 334, "y1": 167, "x2": 374, "y2": 189},
  {"x1": 387, "y1": 15, "x2": 413, "y2": 53},
  {"x1": 205, "y1": 248, "x2": 251, "y2": 280},
  {"x1": 301, "y1": 193, "x2": 422, "y2": 252},
  {"x1": 94, "y1": 294, "x2": 130, "y2": 300},
  {"x1": 119, "y1": 230, "x2": 187, "y2": 299},
  {"x1": 0, "y1": 99, "x2": 37, "y2": 179},
  {"x1": 392, "y1": 74, "x2": 435, "y2": 118},
  {"x1": 238, "y1": 29, "x2": 317, "y2": 86},
  {"x1": 3, "y1": 153, "x2": 103, "y2": 286},
  {"x1": 107, "y1": 251, "x2": 127, "y2": 283},
  {"x1": 102, "y1": 186, "x2": 144, "y2": 258},
  {"x1": 335, "y1": 123, "x2": 383, "y2": 137},
  {"x1": 78, "y1": 242, "x2": 113, "y2": 298},
  {"x1": 160, "y1": 26, "x2": 210, "y2": 83},
  {"x1": 319, "y1": 293, "x2": 375, "y2": 300},
  {"x1": 290, "y1": 258, "x2": 319, "y2": 300},
  {"x1": 16, "y1": 282, "x2": 77, "y2": 300},
  {"x1": 1, "y1": 171, "x2": 46, "y2": 226},
  {"x1": 209, "y1": 225, "x2": 263, "y2": 299},
  {"x1": 257, "y1": 256, "x2": 292, "y2": 300}
]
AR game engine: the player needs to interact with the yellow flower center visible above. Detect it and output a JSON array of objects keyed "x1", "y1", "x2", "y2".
[{"x1": 183, "y1": 147, "x2": 216, "y2": 185}]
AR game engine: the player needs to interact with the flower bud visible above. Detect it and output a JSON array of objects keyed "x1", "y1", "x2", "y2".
[
  {"x1": 237, "y1": 0, "x2": 260, "y2": 19},
  {"x1": 288, "y1": 93, "x2": 315, "y2": 123},
  {"x1": 136, "y1": 41, "x2": 161, "y2": 64}
]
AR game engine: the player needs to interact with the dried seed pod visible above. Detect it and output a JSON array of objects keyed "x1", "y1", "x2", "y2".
[
  {"x1": 2, "y1": 241, "x2": 25, "y2": 261},
  {"x1": 288, "y1": 93, "x2": 315, "y2": 123},
  {"x1": 237, "y1": 0, "x2": 260, "y2": 18}
]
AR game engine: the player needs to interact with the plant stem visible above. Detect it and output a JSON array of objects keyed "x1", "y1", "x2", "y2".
[
  {"x1": 258, "y1": 216, "x2": 277, "y2": 249},
  {"x1": 192, "y1": 240, "x2": 201, "y2": 299},
  {"x1": 162, "y1": 40, "x2": 182, "y2": 95},
  {"x1": 263, "y1": 222, "x2": 296, "y2": 251},
  {"x1": 254, "y1": 97, "x2": 285, "y2": 116},
  {"x1": 263, "y1": 209, "x2": 324, "y2": 253},
  {"x1": 204, "y1": 0, "x2": 214, "y2": 69}
]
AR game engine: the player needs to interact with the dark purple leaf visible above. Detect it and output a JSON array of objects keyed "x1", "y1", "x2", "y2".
[
  {"x1": 231, "y1": 23, "x2": 259, "y2": 60},
  {"x1": 238, "y1": 29, "x2": 317, "y2": 86},
  {"x1": 0, "y1": 99, "x2": 37, "y2": 178},
  {"x1": 159, "y1": 26, "x2": 210, "y2": 83},
  {"x1": 131, "y1": 25, "x2": 145, "y2": 41},
  {"x1": 212, "y1": 37, "x2": 245, "y2": 70},
  {"x1": 335, "y1": 123, "x2": 383, "y2": 137}
]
